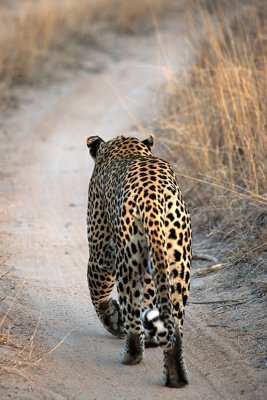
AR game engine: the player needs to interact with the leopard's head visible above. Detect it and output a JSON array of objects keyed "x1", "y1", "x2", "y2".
[{"x1": 86, "y1": 134, "x2": 154, "y2": 162}]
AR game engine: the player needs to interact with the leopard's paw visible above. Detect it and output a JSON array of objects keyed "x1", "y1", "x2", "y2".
[
  {"x1": 164, "y1": 329, "x2": 189, "y2": 388},
  {"x1": 99, "y1": 299, "x2": 125, "y2": 339},
  {"x1": 120, "y1": 333, "x2": 144, "y2": 365}
]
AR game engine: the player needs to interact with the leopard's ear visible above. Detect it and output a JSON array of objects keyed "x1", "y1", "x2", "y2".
[
  {"x1": 142, "y1": 134, "x2": 154, "y2": 150},
  {"x1": 86, "y1": 136, "x2": 105, "y2": 159}
]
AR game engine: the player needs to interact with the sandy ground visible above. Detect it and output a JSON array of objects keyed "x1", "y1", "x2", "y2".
[{"x1": 0, "y1": 19, "x2": 266, "y2": 400}]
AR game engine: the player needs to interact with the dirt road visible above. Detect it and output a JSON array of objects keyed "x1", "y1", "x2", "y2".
[{"x1": 0, "y1": 20, "x2": 265, "y2": 399}]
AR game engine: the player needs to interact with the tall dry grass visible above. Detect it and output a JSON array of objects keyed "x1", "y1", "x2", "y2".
[
  {"x1": 159, "y1": 0, "x2": 267, "y2": 235},
  {"x1": 0, "y1": 0, "x2": 175, "y2": 96}
]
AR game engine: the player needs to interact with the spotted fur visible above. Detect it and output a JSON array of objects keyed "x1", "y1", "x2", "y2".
[{"x1": 86, "y1": 135, "x2": 191, "y2": 387}]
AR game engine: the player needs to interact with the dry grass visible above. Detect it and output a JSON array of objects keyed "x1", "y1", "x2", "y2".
[
  {"x1": 0, "y1": 0, "x2": 176, "y2": 97},
  {"x1": 0, "y1": 265, "x2": 76, "y2": 379},
  {"x1": 158, "y1": 0, "x2": 267, "y2": 238},
  {"x1": 0, "y1": 256, "x2": 30, "y2": 377}
]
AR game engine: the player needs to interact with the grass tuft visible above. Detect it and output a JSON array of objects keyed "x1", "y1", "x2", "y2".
[{"x1": 158, "y1": 0, "x2": 267, "y2": 240}]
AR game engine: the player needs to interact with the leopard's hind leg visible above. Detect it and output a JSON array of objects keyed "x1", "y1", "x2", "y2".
[
  {"x1": 116, "y1": 236, "x2": 146, "y2": 365},
  {"x1": 87, "y1": 225, "x2": 125, "y2": 339},
  {"x1": 163, "y1": 201, "x2": 192, "y2": 388}
]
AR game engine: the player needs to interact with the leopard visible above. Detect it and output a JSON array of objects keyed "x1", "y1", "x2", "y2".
[{"x1": 86, "y1": 134, "x2": 192, "y2": 388}]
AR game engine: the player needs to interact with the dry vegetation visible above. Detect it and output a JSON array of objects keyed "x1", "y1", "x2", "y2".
[
  {"x1": 0, "y1": 256, "x2": 71, "y2": 379},
  {"x1": 0, "y1": 258, "x2": 31, "y2": 378},
  {"x1": 0, "y1": 0, "x2": 175, "y2": 99},
  {"x1": 158, "y1": 0, "x2": 267, "y2": 249}
]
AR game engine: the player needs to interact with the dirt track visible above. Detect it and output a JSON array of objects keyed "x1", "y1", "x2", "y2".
[{"x1": 0, "y1": 20, "x2": 266, "y2": 400}]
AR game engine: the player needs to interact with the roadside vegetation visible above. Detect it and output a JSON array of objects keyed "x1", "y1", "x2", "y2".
[
  {"x1": 0, "y1": 0, "x2": 176, "y2": 102},
  {"x1": 0, "y1": 257, "x2": 30, "y2": 378},
  {"x1": 157, "y1": 2, "x2": 266, "y2": 359},
  {"x1": 158, "y1": 0, "x2": 267, "y2": 255}
]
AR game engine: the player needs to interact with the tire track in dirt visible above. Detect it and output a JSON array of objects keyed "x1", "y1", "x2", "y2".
[{"x1": 0, "y1": 21, "x2": 265, "y2": 400}]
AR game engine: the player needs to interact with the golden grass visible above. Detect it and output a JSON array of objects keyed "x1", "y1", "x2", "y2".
[
  {"x1": 0, "y1": 0, "x2": 176, "y2": 93},
  {"x1": 159, "y1": 0, "x2": 267, "y2": 230}
]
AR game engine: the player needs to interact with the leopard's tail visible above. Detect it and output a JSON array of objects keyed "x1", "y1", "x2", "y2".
[
  {"x1": 139, "y1": 206, "x2": 175, "y2": 350},
  {"x1": 142, "y1": 308, "x2": 166, "y2": 346}
]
